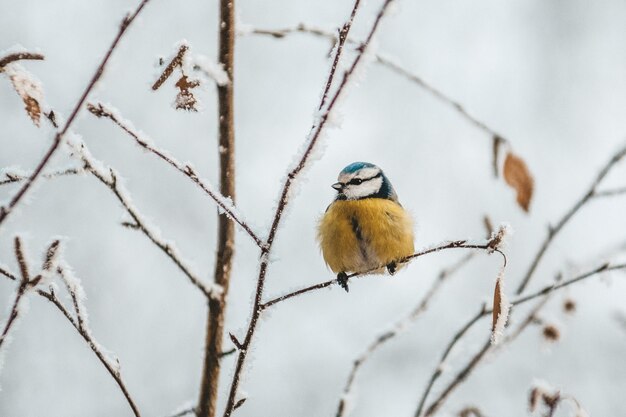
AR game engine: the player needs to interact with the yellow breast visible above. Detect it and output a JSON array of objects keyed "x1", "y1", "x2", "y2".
[{"x1": 317, "y1": 199, "x2": 415, "y2": 274}]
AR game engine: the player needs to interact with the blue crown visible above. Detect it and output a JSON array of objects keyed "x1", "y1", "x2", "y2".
[{"x1": 340, "y1": 161, "x2": 376, "y2": 175}]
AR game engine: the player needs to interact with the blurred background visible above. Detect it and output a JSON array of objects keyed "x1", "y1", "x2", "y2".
[{"x1": 1, "y1": 0, "x2": 626, "y2": 416}]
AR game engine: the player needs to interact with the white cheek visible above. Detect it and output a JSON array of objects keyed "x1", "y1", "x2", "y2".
[{"x1": 344, "y1": 177, "x2": 383, "y2": 199}]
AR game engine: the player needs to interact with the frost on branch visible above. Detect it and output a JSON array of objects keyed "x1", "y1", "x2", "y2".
[{"x1": 491, "y1": 268, "x2": 510, "y2": 345}]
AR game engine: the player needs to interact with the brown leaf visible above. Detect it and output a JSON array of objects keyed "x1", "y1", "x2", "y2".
[
  {"x1": 491, "y1": 271, "x2": 509, "y2": 344},
  {"x1": 503, "y1": 152, "x2": 534, "y2": 212},
  {"x1": 492, "y1": 279, "x2": 502, "y2": 332},
  {"x1": 174, "y1": 75, "x2": 199, "y2": 111},
  {"x1": 7, "y1": 66, "x2": 43, "y2": 127}
]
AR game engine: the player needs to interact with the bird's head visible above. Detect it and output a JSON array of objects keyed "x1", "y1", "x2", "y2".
[{"x1": 332, "y1": 162, "x2": 398, "y2": 201}]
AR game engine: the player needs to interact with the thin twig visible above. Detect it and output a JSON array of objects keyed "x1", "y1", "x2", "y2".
[
  {"x1": 262, "y1": 241, "x2": 502, "y2": 310},
  {"x1": 0, "y1": 166, "x2": 86, "y2": 186},
  {"x1": 221, "y1": 1, "x2": 386, "y2": 416},
  {"x1": 0, "y1": 238, "x2": 33, "y2": 350},
  {"x1": 594, "y1": 186, "x2": 626, "y2": 198},
  {"x1": 0, "y1": 0, "x2": 152, "y2": 228},
  {"x1": 86, "y1": 102, "x2": 263, "y2": 248},
  {"x1": 0, "y1": 241, "x2": 142, "y2": 416},
  {"x1": 0, "y1": 52, "x2": 44, "y2": 71},
  {"x1": 416, "y1": 263, "x2": 626, "y2": 417},
  {"x1": 516, "y1": 142, "x2": 626, "y2": 294},
  {"x1": 86, "y1": 164, "x2": 216, "y2": 299},
  {"x1": 246, "y1": 24, "x2": 508, "y2": 144},
  {"x1": 335, "y1": 252, "x2": 475, "y2": 417}
]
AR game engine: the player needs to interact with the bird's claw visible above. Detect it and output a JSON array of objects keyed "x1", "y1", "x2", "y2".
[
  {"x1": 387, "y1": 262, "x2": 397, "y2": 275},
  {"x1": 337, "y1": 272, "x2": 349, "y2": 292}
]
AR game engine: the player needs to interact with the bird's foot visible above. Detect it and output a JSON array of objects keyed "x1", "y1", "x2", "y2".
[
  {"x1": 337, "y1": 272, "x2": 349, "y2": 292},
  {"x1": 387, "y1": 261, "x2": 397, "y2": 276}
]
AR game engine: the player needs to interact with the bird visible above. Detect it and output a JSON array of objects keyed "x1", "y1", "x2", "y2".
[{"x1": 317, "y1": 162, "x2": 415, "y2": 292}]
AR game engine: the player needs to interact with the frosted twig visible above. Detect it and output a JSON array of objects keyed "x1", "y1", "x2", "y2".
[
  {"x1": 246, "y1": 24, "x2": 510, "y2": 146},
  {"x1": 221, "y1": 1, "x2": 389, "y2": 416},
  {"x1": 516, "y1": 141, "x2": 626, "y2": 294},
  {"x1": 86, "y1": 163, "x2": 216, "y2": 299},
  {"x1": 335, "y1": 252, "x2": 475, "y2": 417},
  {"x1": 415, "y1": 262, "x2": 626, "y2": 417},
  {"x1": 0, "y1": 52, "x2": 44, "y2": 71},
  {"x1": 0, "y1": 165, "x2": 86, "y2": 186},
  {"x1": 0, "y1": 242, "x2": 142, "y2": 416},
  {"x1": 164, "y1": 406, "x2": 197, "y2": 417},
  {"x1": 86, "y1": 102, "x2": 263, "y2": 248},
  {"x1": 0, "y1": 0, "x2": 152, "y2": 228},
  {"x1": 0, "y1": 237, "x2": 40, "y2": 351},
  {"x1": 594, "y1": 186, "x2": 626, "y2": 198},
  {"x1": 262, "y1": 241, "x2": 501, "y2": 310}
]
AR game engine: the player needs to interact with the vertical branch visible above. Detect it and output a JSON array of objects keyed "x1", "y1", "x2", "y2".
[{"x1": 197, "y1": 1, "x2": 236, "y2": 417}]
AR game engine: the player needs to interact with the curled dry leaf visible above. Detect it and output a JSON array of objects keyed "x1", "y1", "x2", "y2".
[
  {"x1": 491, "y1": 270, "x2": 510, "y2": 344},
  {"x1": 5, "y1": 64, "x2": 44, "y2": 126},
  {"x1": 503, "y1": 152, "x2": 534, "y2": 212},
  {"x1": 175, "y1": 75, "x2": 199, "y2": 111}
]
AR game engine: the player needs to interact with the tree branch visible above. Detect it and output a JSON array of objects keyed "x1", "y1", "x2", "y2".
[
  {"x1": 415, "y1": 262, "x2": 626, "y2": 417},
  {"x1": 515, "y1": 141, "x2": 626, "y2": 294},
  {"x1": 198, "y1": 1, "x2": 237, "y2": 416},
  {"x1": 86, "y1": 102, "x2": 263, "y2": 248},
  {"x1": 245, "y1": 24, "x2": 509, "y2": 146},
  {"x1": 261, "y1": 241, "x2": 502, "y2": 310},
  {"x1": 0, "y1": 0, "x2": 152, "y2": 228},
  {"x1": 0, "y1": 52, "x2": 44, "y2": 72}
]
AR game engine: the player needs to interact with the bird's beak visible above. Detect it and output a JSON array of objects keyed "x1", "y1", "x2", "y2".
[{"x1": 332, "y1": 182, "x2": 344, "y2": 191}]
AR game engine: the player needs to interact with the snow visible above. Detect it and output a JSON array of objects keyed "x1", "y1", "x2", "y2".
[{"x1": 193, "y1": 54, "x2": 229, "y2": 87}]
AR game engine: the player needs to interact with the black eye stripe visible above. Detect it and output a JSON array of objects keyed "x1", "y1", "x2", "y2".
[{"x1": 348, "y1": 172, "x2": 382, "y2": 185}]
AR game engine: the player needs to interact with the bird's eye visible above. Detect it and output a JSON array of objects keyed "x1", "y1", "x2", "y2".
[{"x1": 350, "y1": 178, "x2": 363, "y2": 185}]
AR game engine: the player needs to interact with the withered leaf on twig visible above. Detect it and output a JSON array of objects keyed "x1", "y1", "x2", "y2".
[
  {"x1": 503, "y1": 152, "x2": 534, "y2": 212},
  {"x1": 175, "y1": 75, "x2": 199, "y2": 111},
  {"x1": 491, "y1": 271, "x2": 509, "y2": 344},
  {"x1": 6, "y1": 65, "x2": 44, "y2": 127}
]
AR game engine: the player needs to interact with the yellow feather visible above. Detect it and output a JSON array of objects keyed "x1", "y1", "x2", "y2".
[{"x1": 317, "y1": 199, "x2": 414, "y2": 274}]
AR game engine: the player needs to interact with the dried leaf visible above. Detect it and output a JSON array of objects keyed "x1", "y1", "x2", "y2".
[
  {"x1": 492, "y1": 279, "x2": 501, "y2": 332},
  {"x1": 174, "y1": 75, "x2": 199, "y2": 111},
  {"x1": 6, "y1": 64, "x2": 44, "y2": 127},
  {"x1": 503, "y1": 152, "x2": 534, "y2": 212},
  {"x1": 491, "y1": 270, "x2": 510, "y2": 344}
]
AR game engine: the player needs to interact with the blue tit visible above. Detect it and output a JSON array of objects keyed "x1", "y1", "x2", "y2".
[{"x1": 317, "y1": 162, "x2": 415, "y2": 291}]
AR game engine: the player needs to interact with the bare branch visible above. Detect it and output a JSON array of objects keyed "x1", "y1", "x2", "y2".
[
  {"x1": 0, "y1": 52, "x2": 44, "y2": 72},
  {"x1": 416, "y1": 263, "x2": 626, "y2": 416},
  {"x1": 0, "y1": 0, "x2": 153, "y2": 228},
  {"x1": 246, "y1": 24, "x2": 509, "y2": 145},
  {"x1": 152, "y1": 44, "x2": 188, "y2": 91},
  {"x1": 198, "y1": 1, "x2": 238, "y2": 415},
  {"x1": 0, "y1": 245, "x2": 142, "y2": 416},
  {"x1": 0, "y1": 166, "x2": 86, "y2": 186},
  {"x1": 516, "y1": 141, "x2": 626, "y2": 294},
  {"x1": 262, "y1": 240, "x2": 502, "y2": 310},
  {"x1": 0, "y1": 237, "x2": 33, "y2": 351},
  {"x1": 86, "y1": 102, "x2": 263, "y2": 248},
  {"x1": 594, "y1": 186, "x2": 626, "y2": 198}
]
